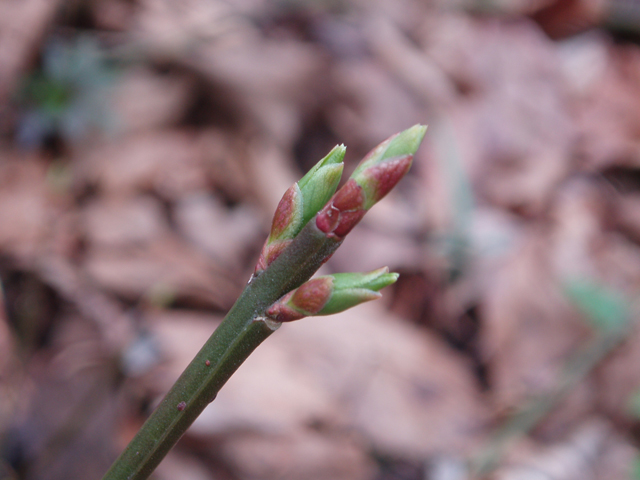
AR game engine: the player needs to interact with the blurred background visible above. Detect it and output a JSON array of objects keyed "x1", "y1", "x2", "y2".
[{"x1": 1, "y1": 0, "x2": 640, "y2": 479}]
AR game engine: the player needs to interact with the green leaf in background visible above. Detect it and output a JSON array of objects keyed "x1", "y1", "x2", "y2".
[
  {"x1": 563, "y1": 278, "x2": 629, "y2": 332},
  {"x1": 633, "y1": 454, "x2": 640, "y2": 480},
  {"x1": 16, "y1": 35, "x2": 118, "y2": 148},
  {"x1": 626, "y1": 387, "x2": 640, "y2": 420}
]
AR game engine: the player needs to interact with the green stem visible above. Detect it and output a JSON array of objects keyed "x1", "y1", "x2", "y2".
[{"x1": 102, "y1": 222, "x2": 341, "y2": 480}]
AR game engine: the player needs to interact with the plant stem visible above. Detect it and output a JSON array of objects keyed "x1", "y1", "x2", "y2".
[{"x1": 102, "y1": 222, "x2": 341, "y2": 480}]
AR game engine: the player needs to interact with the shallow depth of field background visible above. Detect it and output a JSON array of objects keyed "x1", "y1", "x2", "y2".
[{"x1": 1, "y1": 1, "x2": 640, "y2": 479}]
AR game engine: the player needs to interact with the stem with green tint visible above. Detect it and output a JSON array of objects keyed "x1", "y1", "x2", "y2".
[
  {"x1": 101, "y1": 222, "x2": 341, "y2": 480},
  {"x1": 101, "y1": 124, "x2": 427, "y2": 480}
]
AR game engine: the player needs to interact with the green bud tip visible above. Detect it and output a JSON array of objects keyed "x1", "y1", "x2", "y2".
[
  {"x1": 351, "y1": 124, "x2": 427, "y2": 178},
  {"x1": 298, "y1": 145, "x2": 344, "y2": 226},
  {"x1": 320, "y1": 267, "x2": 399, "y2": 315},
  {"x1": 298, "y1": 144, "x2": 345, "y2": 191},
  {"x1": 266, "y1": 267, "x2": 399, "y2": 322}
]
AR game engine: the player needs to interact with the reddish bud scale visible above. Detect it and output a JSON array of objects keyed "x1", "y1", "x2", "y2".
[
  {"x1": 290, "y1": 277, "x2": 332, "y2": 313},
  {"x1": 361, "y1": 155, "x2": 413, "y2": 206},
  {"x1": 254, "y1": 239, "x2": 292, "y2": 273},
  {"x1": 316, "y1": 179, "x2": 366, "y2": 239},
  {"x1": 356, "y1": 134, "x2": 398, "y2": 170},
  {"x1": 269, "y1": 185, "x2": 298, "y2": 240},
  {"x1": 332, "y1": 179, "x2": 365, "y2": 210},
  {"x1": 316, "y1": 154, "x2": 414, "y2": 239},
  {"x1": 266, "y1": 277, "x2": 333, "y2": 322},
  {"x1": 266, "y1": 301, "x2": 304, "y2": 322}
]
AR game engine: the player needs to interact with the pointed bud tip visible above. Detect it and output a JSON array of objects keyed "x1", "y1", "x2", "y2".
[
  {"x1": 361, "y1": 268, "x2": 399, "y2": 291},
  {"x1": 370, "y1": 268, "x2": 400, "y2": 288},
  {"x1": 318, "y1": 144, "x2": 346, "y2": 168},
  {"x1": 330, "y1": 268, "x2": 399, "y2": 292},
  {"x1": 298, "y1": 144, "x2": 346, "y2": 190},
  {"x1": 352, "y1": 124, "x2": 426, "y2": 180},
  {"x1": 379, "y1": 271, "x2": 400, "y2": 288},
  {"x1": 324, "y1": 143, "x2": 346, "y2": 158},
  {"x1": 381, "y1": 124, "x2": 427, "y2": 161}
]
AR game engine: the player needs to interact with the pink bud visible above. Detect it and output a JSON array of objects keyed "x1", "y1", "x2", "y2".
[
  {"x1": 360, "y1": 154, "x2": 413, "y2": 207},
  {"x1": 289, "y1": 277, "x2": 332, "y2": 313},
  {"x1": 332, "y1": 179, "x2": 365, "y2": 210},
  {"x1": 269, "y1": 185, "x2": 300, "y2": 240},
  {"x1": 266, "y1": 277, "x2": 333, "y2": 322},
  {"x1": 316, "y1": 179, "x2": 366, "y2": 239},
  {"x1": 266, "y1": 300, "x2": 305, "y2": 322}
]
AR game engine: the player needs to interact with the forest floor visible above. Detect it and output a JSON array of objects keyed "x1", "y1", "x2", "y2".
[{"x1": 1, "y1": 1, "x2": 640, "y2": 479}]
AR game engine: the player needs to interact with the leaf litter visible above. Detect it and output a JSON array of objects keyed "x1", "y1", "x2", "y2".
[{"x1": 1, "y1": 0, "x2": 640, "y2": 479}]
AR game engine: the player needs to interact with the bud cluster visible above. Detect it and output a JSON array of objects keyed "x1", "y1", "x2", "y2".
[{"x1": 256, "y1": 125, "x2": 426, "y2": 322}]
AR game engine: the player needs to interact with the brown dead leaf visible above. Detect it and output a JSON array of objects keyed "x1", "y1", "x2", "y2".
[
  {"x1": 595, "y1": 324, "x2": 640, "y2": 422},
  {"x1": 532, "y1": 0, "x2": 608, "y2": 39},
  {"x1": 419, "y1": 14, "x2": 489, "y2": 94},
  {"x1": 246, "y1": 139, "x2": 299, "y2": 216},
  {"x1": 557, "y1": 31, "x2": 610, "y2": 98},
  {"x1": 198, "y1": 128, "x2": 253, "y2": 202},
  {"x1": 219, "y1": 430, "x2": 377, "y2": 480},
  {"x1": 194, "y1": 39, "x2": 327, "y2": 149},
  {"x1": 0, "y1": 156, "x2": 64, "y2": 261},
  {"x1": 329, "y1": 58, "x2": 424, "y2": 150},
  {"x1": 422, "y1": 19, "x2": 574, "y2": 214},
  {"x1": 0, "y1": 284, "x2": 19, "y2": 433},
  {"x1": 493, "y1": 419, "x2": 637, "y2": 480},
  {"x1": 481, "y1": 177, "x2": 640, "y2": 435},
  {"x1": 352, "y1": 0, "x2": 430, "y2": 33},
  {"x1": 134, "y1": 0, "x2": 255, "y2": 56},
  {"x1": 550, "y1": 178, "x2": 640, "y2": 292},
  {"x1": 153, "y1": 450, "x2": 214, "y2": 480},
  {"x1": 366, "y1": 15, "x2": 457, "y2": 109},
  {"x1": 92, "y1": 0, "x2": 136, "y2": 31},
  {"x1": 173, "y1": 192, "x2": 260, "y2": 267},
  {"x1": 274, "y1": 302, "x2": 488, "y2": 459},
  {"x1": 111, "y1": 67, "x2": 193, "y2": 133},
  {"x1": 81, "y1": 196, "x2": 168, "y2": 248},
  {"x1": 545, "y1": 179, "x2": 640, "y2": 424},
  {"x1": 4, "y1": 314, "x2": 119, "y2": 480},
  {"x1": 80, "y1": 131, "x2": 208, "y2": 199},
  {"x1": 35, "y1": 255, "x2": 136, "y2": 355},
  {"x1": 575, "y1": 45, "x2": 640, "y2": 169},
  {"x1": 613, "y1": 193, "x2": 640, "y2": 243},
  {"x1": 83, "y1": 235, "x2": 238, "y2": 309},
  {"x1": 329, "y1": 226, "x2": 424, "y2": 273},
  {"x1": 481, "y1": 231, "x2": 592, "y2": 412},
  {"x1": 547, "y1": 179, "x2": 606, "y2": 280}
]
